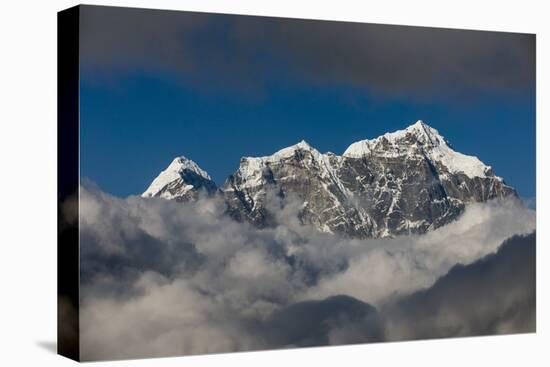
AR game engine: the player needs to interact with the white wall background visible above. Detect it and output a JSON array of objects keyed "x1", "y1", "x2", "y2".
[{"x1": 0, "y1": 0, "x2": 547, "y2": 365}]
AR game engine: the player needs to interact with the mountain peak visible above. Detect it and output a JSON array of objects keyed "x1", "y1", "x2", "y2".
[
  {"x1": 343, "y1": 121, "x2": 493, "y2": 179},
  {"x1": 223, "y1": 120, "x2": 515, "y2": 238},
  {"x1": 242, "y1": 139, "x2": 319, "y2": 163},
  {"x1": 406, "y1": 120, "x2": 431, "y2": 136},
  {"x1": 295, "y1": 139, "x2": 311, "y2": 149},
  {"x1": 409, "y1": 119, "x2": 427, "y2": 129},
  {"x1": 142, "y1": 156, "x2": 214, "y2": 199},
  {"x1": 403, "y1": 120, "x2": 445, "y2": 145},
  {"x1": 343, "y1": 120, "x2": 446, "y2": 157},
  {"x1": 278, "y1": 139, "x2": 314, "y2": 152},
  {"x1": 143, "y1": 119, "x2": 515, "y2": 238},
  {"x1": 165, "y1": 156, "x2": 212, "y2": 180}
]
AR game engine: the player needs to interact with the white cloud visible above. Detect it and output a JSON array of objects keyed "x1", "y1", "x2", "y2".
[
  {"x1": 77, "y1": 185, "x2": 536, "y2": 360},
  {"x1": 302, "y1": 199, "x2": 536, "y2": 306}
]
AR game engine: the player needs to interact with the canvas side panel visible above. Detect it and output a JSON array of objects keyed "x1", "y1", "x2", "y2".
[{"x1": 57, "y1": 5, "x2": 80, "y2": 362}]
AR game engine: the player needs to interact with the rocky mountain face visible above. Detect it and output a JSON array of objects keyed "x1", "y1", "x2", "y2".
[{"x1": 143, "y1": 121, "x2": 516, "y2": 238}]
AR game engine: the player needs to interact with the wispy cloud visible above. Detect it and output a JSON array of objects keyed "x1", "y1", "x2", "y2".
[{"x1": 76, "y1": 184, "x2": 536, "y2": 360}]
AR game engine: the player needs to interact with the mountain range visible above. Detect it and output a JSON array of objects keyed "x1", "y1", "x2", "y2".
[{"x1": 142, "y1": 120, "x2": 516, "y2": 238}]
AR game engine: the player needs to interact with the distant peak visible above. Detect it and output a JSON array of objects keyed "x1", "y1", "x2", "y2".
[
  {"x1": 343, "y1": 120, "x2": 448, "y2": 157},
  {"x1": 394, "y1": 120, "x2": 444, "y2": 145},
  {"x1": 142, "y1": 155, "x2": 213, "y2": 198},
  {"x1": 404, "y1": 120, "x2": 437, "y2": 136},
  {"x1": 239, "y1": 139, "x2": 323, "y2": 170},
  {"x1": 342, "y1": 120, "x2": 492, "y2": 179},
  {"x1": 170, "y1": 156, "x2": 192, "y2": 166},
  {"x1": 295, "y1": 139, "x2": 312, "y2": 149},
  {"x1": 166, "y1": 155, "x2": 211, "y2": 180},
  {"x1": 274, "y1": 139, "x2": 321, "y2": 157},
  {"x1": 406, "y1": 119, "x2": 427, "y2": 132}
]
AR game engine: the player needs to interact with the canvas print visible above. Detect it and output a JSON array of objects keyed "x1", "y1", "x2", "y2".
[{"x1": 58, "y1": 5, "x2": 536, "y2": 362}]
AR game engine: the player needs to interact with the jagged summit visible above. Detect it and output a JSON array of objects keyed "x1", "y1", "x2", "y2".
[
  {"x1": 344, "y1": 120, "x2": 445, "y2": 156},
  {"x1": 343, "y1": 120, "x2": 491, "y2": 179},
  {"x1": 294, "y1": 139, "x2": 312, "y2": 149},
  {"x1": 411, "y1": 119, "x2": 427, "y2": 128},
  {"x1": 143, "y1": 120, "x2": 516, "y2": 238},
  {"x1": 222, "y1": 120, "x2": 514, "y2": 237},
  {"x1": 243, "y1": 139, "x2": 318, "y2": 161},
  {"x1": 142, "y1": 156, "x2": 217, "y2": 201},
  {"x1": 166, "y1": 156, "x2": 212, "y2": 180},
  {"x1": 407, "y1": 119, "x2": 433, "y2": 133},
  {"x1": 232, "y1": 140, "x2": 325, "y2": 190},
  {"x1": 403, "y1": 120, "x2": 447, "y2": 146}
]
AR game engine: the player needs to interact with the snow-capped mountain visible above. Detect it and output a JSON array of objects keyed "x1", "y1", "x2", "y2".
[
  {"x1": 344, "y1": 120, "x2": 491, "y2": 178},
  {"x1": 143, "y1": 120, "x2": 516, "y2": 238},
  {"x1": 223, "y1": 140, "x2": 356, "y2": 231},
  {"x1": 142, "y1": 156, "x2": 218, "y2": 201}
]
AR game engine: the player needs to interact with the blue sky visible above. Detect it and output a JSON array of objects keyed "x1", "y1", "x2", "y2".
[{"x1": 79, "y1": 6, "x2": 535, "y2": 200}]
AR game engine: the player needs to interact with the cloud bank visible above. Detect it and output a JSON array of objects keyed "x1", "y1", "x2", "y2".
[
  {"x1": 385, "y1": 232, "x2": 536, "y2": 340},
  {"x1": 75, "y1": 184, "x2": 536, "y2": 360}
]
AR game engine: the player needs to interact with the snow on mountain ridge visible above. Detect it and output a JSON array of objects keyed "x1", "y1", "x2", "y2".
[
  {"x1": 142, "y1": 156, "x2": 214, "y2": 199},
  {"x1": 344, "y1": 120, "x2": 448, "y2": 156},
  {"x1": 167, "y1": 156, "x2": 211, "y2": 180},
  {"x1": 221, "y1": 120, "x2": 509, "y2": 237},
  {"x1": 234, "y1": 140, "x2": 326, "y2": 189},
  {"x1": 143, "y1": 121, "x2": 499, "y2": 200},
  {"x1": 142, "y1": 120, "x2": 516, "y2": 238},
  {"x1": 245, "y1": 139, "x2": 318, "y2": 161},
  {"x1": 343, "y1": 120, "x2": 492, "y2": 179}
]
